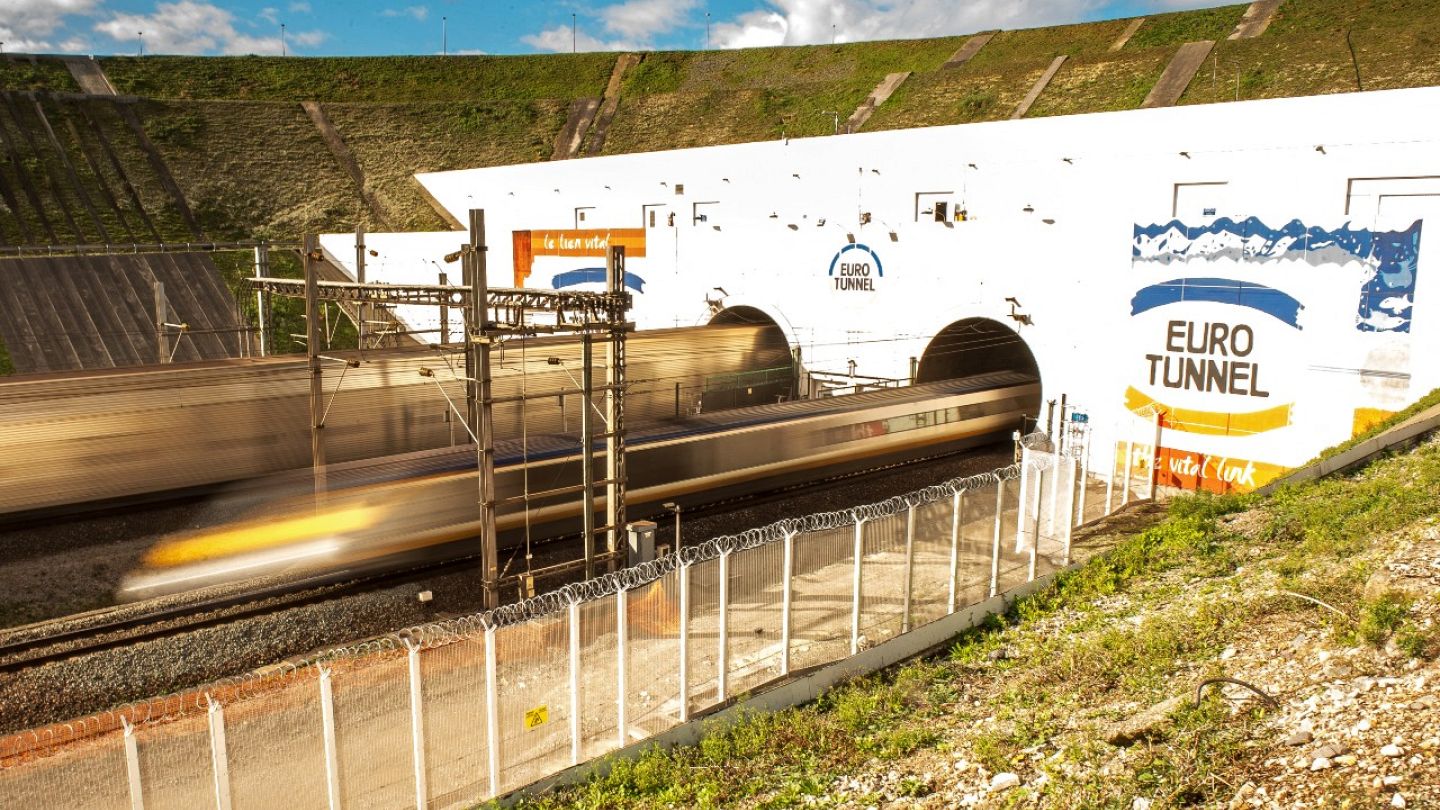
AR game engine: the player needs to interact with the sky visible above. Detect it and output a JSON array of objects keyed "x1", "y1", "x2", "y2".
[{"x1": 1, "y1": 0, "x2": 1230, "y2": 57}]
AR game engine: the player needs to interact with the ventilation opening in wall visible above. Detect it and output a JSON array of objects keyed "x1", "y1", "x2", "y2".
[
  {"x1": 1172, "y1": 182, "x2": 1229, "y2": 221},
  {"x1": 1346, "y1": 176, "x2": 1440, "y2": 229}
]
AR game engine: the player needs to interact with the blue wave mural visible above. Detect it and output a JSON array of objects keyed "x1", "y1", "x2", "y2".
[
  {"x1": 1130, "y1": 277, "x2": 1303, "y2": 328},
  {"x1": 551, "y1": 267, "x2": 647, "y2": 293},
  {"x1": 1133, "y1": 217, "x2": 1423, "y2": 333}
]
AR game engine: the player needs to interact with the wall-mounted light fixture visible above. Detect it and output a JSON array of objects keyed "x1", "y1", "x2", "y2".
[
  {"x1": 1315, "y1": 144, "x2": 1326, "y2": 154},
  {"x1": 1179, "y1": 151, "x2": 1191, "y2": 159}
]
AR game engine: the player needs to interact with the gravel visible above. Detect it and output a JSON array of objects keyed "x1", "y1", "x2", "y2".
[{"x1": 0, "y1": 446, "x2": 1012, "y2": 735}]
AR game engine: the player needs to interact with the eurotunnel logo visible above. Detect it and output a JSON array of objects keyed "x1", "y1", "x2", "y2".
[
  {"x1": 828, "y1": 243, "x2": 883, "y2": 292},
  {"x1": 1125, "y1": 276, "x2": 1301, "y2": 438}
]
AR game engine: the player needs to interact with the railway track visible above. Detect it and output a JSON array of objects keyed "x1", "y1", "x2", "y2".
[{"x1": 0, "y1": 444, "x2": 1007, "y2": 676}]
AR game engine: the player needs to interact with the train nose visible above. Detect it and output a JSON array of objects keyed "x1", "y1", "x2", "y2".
[{"x1": 118, "y1": 537, "x2": 349, "y2": 602}]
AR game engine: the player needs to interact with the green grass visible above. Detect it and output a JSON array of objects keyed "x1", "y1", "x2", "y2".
[
  {"x1": 98, "y1": 54, "x2": 618, "y2": 102},
  {"x1": 0, "y1": 334, "x2": 13, "y2": 375},
  {"x1": 0, "y1": 58, "x2": 80, "y2": 92},
  {"x1": 964, "y1": 18, "x2": 1135, "y2": 70},
  {"x1": 1026, "y1": 48, "x2": 1173, "y2": 116},
  {"x1": 1125, "y1": 4, "x2": 1248, "y2": 49}
]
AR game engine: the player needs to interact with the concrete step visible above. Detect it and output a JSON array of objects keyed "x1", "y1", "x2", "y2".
[
  {"x1": 58, "y1": 57, "x2": 119, "y2": 96},
  {"x1": 585, "y1": 53, "x2": 642, "y2": 156},
  {"x1": 1142, "y1": 41, "x2": 1216, "y2": 108},
  {"x1": 1230, "y1": 0, "x2": 1285, "y2": 40},
  {"x1": 846, "y1": 71, "x2": 911, "y2": 133},
  {"x1": 551, "y1": 97, "x2": 601, "y2": 161},
  {"x1": 942, "y1": 32, "x2": 995, "y2": 70},
  {"x1": 1110, "y1": 18, "x2": 1146, "y2": 51},
  {"x1": 1011, "y1": 56, "x2": 1068, "y2": 119}
]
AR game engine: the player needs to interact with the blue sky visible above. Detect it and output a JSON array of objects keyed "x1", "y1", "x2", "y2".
[{"x1": 4, "y1": 1, "x2": 1227, "y2": 57}]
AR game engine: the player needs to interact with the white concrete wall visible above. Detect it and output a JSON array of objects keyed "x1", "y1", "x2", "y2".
[{"x1": 325, "y1": 87, "x2": 1440, "y2": 492}]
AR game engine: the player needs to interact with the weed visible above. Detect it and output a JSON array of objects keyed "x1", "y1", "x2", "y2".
[{"x1": 1357, "y1": 592, "x2": 1411, "y2": 646}]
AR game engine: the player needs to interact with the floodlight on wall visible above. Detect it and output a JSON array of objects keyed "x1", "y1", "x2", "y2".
[
  {"x1": 1062, "y1": 157, "x2": 1073, "y2": 164},
  {"x1": 1042, "y1": 218, "x2": 1056, "y2": 225},
  {"x1": 1022, "y1": 205, "x2": 1035, "y2": 213},
  {"x1": 1315, "y1": 145, "x2": 1326, "y2": 154},
  {"x1": 967, "y1": 163, "x2": 978, "y2": 169},
  {"x1": 792, "y1": 173, "x2": 801, "y2": 179},
  {"x1": 870, "y1": 168, "x2": 880, "y2": 175},
  {"x1": 1179, "y1": 151, "x2": 1191, "y2": 159},
  {"x1": 787, "y1": 224, "x2": 799, "y2": 230}
]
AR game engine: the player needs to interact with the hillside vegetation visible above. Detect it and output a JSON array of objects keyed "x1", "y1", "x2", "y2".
[{"x1": 3, "y1": 1, "x2": 1438, "y2": 248}]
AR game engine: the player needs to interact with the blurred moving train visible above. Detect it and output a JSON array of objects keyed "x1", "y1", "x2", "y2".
[
  {"x1": 0, "y1": 324, "x2": 791, "y2": 516},
  {"x1": 120, "y1": 372, "x2": 1040, "y2": 600}
]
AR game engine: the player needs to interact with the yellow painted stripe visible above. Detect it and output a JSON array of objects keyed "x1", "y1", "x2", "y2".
[
  {"x1": 1124, "y1": 386, "x2": 1292, "y2": 436},
  {"x1": 144, "y1": 504, "x2": 385, "y2": 566}
]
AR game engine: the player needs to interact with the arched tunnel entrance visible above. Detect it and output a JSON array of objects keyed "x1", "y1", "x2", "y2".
[
  {"x1": 703, "y1": 306, "x2": 796, "y2": 409},
  {"x1": 916, "y1": 317, "x2": 1043, "y2": 431},
  {"x1": 916, "y1": 317, "x2": 1041, "y2": 385}
]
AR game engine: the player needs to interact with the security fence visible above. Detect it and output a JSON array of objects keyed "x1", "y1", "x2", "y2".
[{"x1": 0, "y1": 443, "x2": 1149, "y2": 810}]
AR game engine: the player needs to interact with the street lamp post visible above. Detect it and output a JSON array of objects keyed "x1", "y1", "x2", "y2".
[
  {"x1": 137, "y1": 31, "x2": 144, "y2": 56},
  {"x1": 571, "y1": 13, "x2": 577, "y2": 53},
  {"x1": 706, "y1": 13, "x2": 711, "y2": 49},
  {"x1": 663, "y1": 502, "x2": 682, "y2": 552},
  {"x1": 820, "y1": 110, "x2": 840, "y2": 134},
  {"x1": 442, "y1": 16, "x2": 448, "y2": 56},
  {"x1": 280, "y1": 23, "x2": 286, "y2": 56}
]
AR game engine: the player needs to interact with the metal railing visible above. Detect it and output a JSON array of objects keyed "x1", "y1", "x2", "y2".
[{"x1": 0, "y1": 438, "x2": 1153, "y2": 809}]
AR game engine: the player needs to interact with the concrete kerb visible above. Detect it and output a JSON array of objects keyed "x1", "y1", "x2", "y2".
[
  {"x1": 1256, "y1": 403, "x2": 1440, "y2": 495},
  {"x1": 500, "y1": 557, "x2": 1083, "y2": 806}
]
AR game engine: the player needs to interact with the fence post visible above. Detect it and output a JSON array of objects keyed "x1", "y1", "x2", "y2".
[
  {"x1": 121, "y1": 717, "x2": 145, "y2": 810},
  {"x1": 484, "y1": 625, "x2": 501, "y2": 798},
  {"x1": 1105, "y1": 441, "x2": 1116, "y2": 516},
  {"x1": 1063, "y1": 456, "x2": 1078, "y2": 565},
  {"x1": 616, "y1": 587, "x2": 629, "y2": 750},
  {"x1": 1122, "y1": 436, "x2": 1134, "y2": 506},
  {"x1": 989, "y1": 481, "x2": 1003, "y2": 598},
  {"x1": 1047, "y1": 450, "x2": 1062, "y2": 540},
  {"x1": 318, "y1": 667, "x2": 341, "y2": 810},
  {"x1": 205, "y1": 695, "x2": 233, "y2": 810},
  {"x1": 1077, "y1": 440, "x2": 1090, "y2": 527},
  {"x1": 678, "y1": 561, "x2": 691, "y2": 722},
  {"x1": 1150, "y1": 410, "x2": 1163, "y2": 500},
  {"x1": 568, "y1": 600, "x2": 581, "y2": 766},
  {"x1": 404, "y1": 639, "x2": 427, "y2": 810},
  {"x1": 948, "y1": 488, "x2": 963, "y2": 614},
  {"x1": 1013, "y1": 456, "x2": 1030, "y2": 555},
  {"x1": 902, "y1": 504, "x2": 916, "y2": 634},
  {"x1": 717, "y1": 550, "x2": 730, "y2": 703},
  {"x1": 850, "y1": 519, "x2": 866, "y2": 655},
  {"x1": 1028, "y1": 466, "x2": 1044, "y2": 582},
  {"x1": 780, "y1": 531, "x2": 795, "y2": 676}
]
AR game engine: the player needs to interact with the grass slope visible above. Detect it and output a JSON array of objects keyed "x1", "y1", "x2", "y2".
[
  {"x1": 506, "y1": 404, "x2": 1440, "y2": 809},
  {"x1": 97, "y1": 54, "x2": 617, "y2": 102}
]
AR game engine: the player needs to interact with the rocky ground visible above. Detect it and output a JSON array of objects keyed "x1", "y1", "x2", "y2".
[{"x1": 516, "y1": 434, "x2": 1440, "y2": 810}]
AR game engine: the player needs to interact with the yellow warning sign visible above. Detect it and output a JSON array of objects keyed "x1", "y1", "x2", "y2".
[{"x1": 523, "y1": 705, "x2": 549, "y2": 730}]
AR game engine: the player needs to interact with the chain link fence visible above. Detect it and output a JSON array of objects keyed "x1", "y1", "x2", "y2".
[{"x1": 1, "y1": 440, "x2": 1148, "y2": 808}]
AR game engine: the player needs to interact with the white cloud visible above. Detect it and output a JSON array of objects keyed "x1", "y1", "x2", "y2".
[
  {"x1": 288, "y1": 1, "x2": 312, "y2": 12},
  {"x1": 0, "y1": 0, "x2": 102, "y2": 52},
  {"x1": 522, "y1": 24, "x2": 637, "y2": 53},
  {"x1": 601, "y1": 0, "x2": 698, "y2": 39},
  {"x1": 93, "y1": 1, "x2": 327, "y2": 55},
  {"x1": 258, "y1": 6, "x2": 280, "y2": 26},
  {"x1": 524, "y1": 0, "x2": 696, "y2": 53},
  {"x1": 382, "y1": 5, "x2": 429, "y2": 22},
  {"x1": 710, "y1": 0, "x2": 1110, "y2": 49}
]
